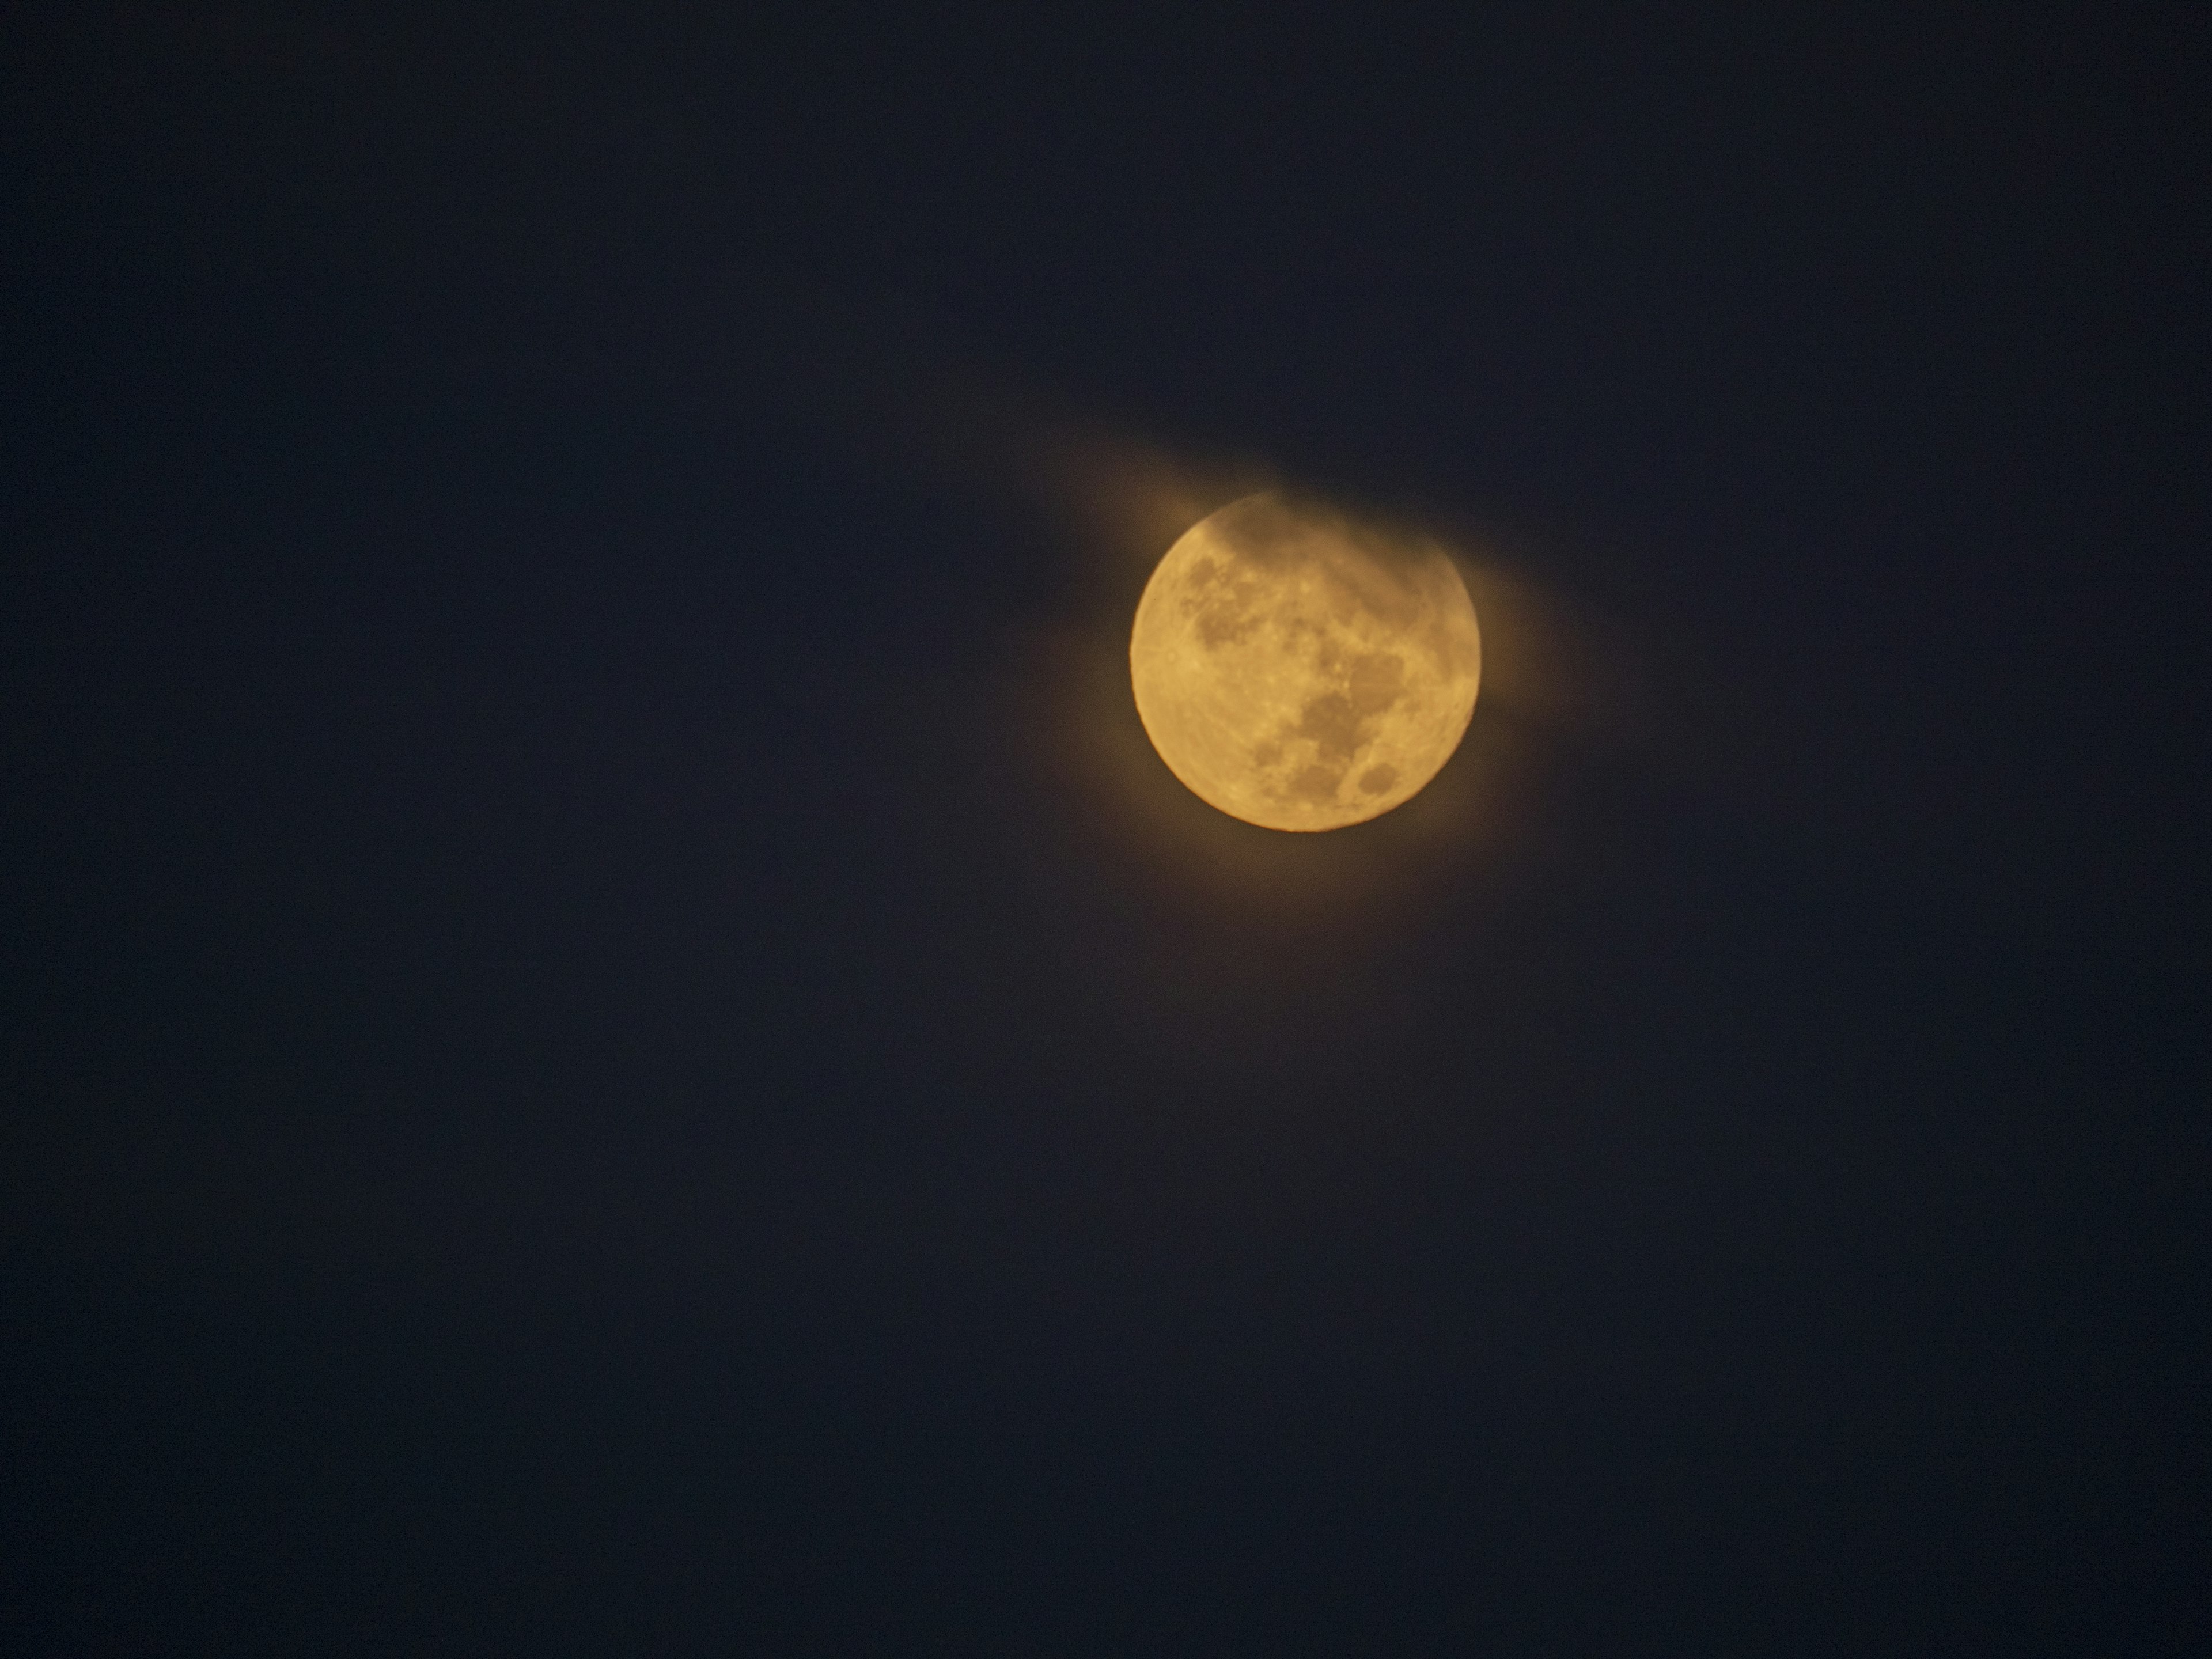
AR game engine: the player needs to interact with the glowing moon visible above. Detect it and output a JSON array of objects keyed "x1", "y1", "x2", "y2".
[{"x1": 1130, "y1": 492, "x2": 1481, "y2": 831}]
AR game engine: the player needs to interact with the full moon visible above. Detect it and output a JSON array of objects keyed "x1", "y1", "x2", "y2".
[{"x1": 1130, "y1": 492, "x2": 1481, "y2": 831}]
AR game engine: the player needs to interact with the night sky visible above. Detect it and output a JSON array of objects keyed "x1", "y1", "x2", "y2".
[{"x1": 6, "y1": 7, "x2": 2205, "y2": 1653}]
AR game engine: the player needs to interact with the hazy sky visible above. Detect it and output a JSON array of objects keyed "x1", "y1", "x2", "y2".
[{"x1": 7, "y1": 7, "x2": 2203, "y2": 1653}]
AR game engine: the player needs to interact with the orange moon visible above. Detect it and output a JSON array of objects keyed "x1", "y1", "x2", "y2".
[{"x1": 1129, "y1": 493, "x2": 1481, "y2": 831}]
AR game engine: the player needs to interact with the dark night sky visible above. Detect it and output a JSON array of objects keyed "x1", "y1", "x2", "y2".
[{"x1": 5, "y1": 6, "x2": 2205, "y2": 1653}]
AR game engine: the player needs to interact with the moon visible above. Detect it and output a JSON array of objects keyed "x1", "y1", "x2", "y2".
[{"x1": 1130, "y1": 492, "x2": 1481, "y2": 832}]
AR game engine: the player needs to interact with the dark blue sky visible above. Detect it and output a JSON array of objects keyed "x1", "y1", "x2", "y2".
[{"x1": 6, "y1": 6, "x2": 2203, "y2": 1653}]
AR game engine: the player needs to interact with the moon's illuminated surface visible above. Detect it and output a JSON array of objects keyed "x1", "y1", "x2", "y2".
[{"x1": 1130, "y1": 492, "x2": 1481, "y2": 831}]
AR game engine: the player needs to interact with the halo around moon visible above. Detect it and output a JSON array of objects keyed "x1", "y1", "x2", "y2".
[{"x1": 1129, "y1": 492, "x2": 1481, "y2": 832}]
